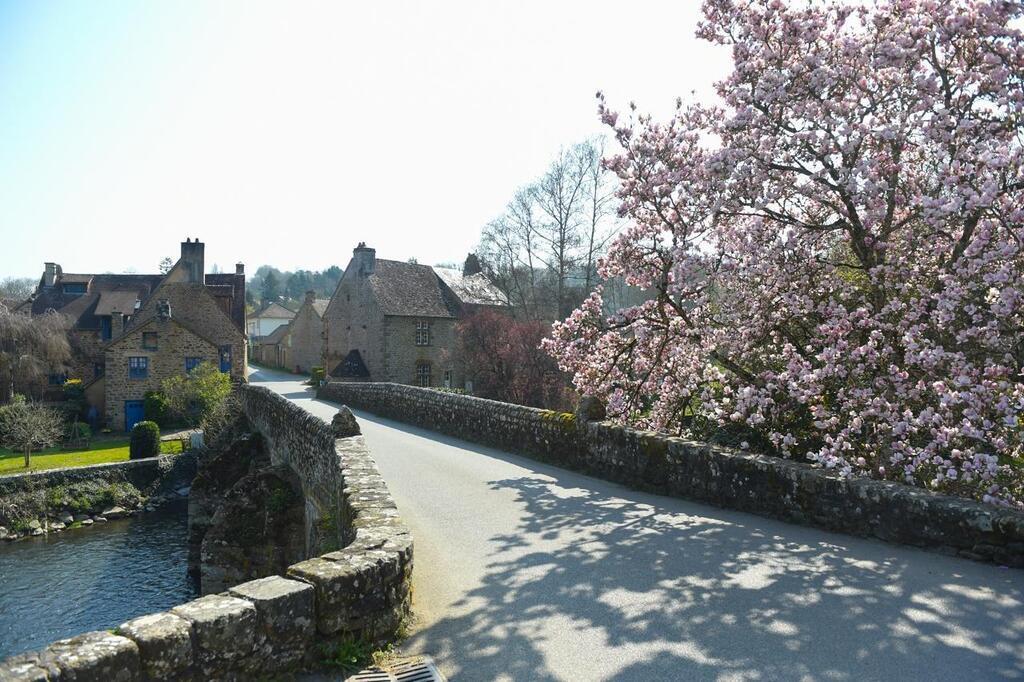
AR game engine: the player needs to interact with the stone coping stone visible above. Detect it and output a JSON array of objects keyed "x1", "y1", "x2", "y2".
[
  {"x1": 39, "y1": 630, "x2": 140, "y2": 682},
  {"x1": 228, "y1": 576, "x2": 315, "y2": 657},
  {"x1": 117, "y1": 612, "x2": 194, "y2": 680},
  {"x1": 170, "y1": 594, "x2": 257, "y2": 668}
]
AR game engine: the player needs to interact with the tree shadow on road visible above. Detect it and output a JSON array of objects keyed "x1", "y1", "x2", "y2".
[{"x1": 399, "y1": 472, "x2": 1024, "y2": 681}]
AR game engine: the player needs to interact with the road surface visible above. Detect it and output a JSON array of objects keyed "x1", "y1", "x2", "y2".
[{"x1": 250, "y1": 368, "x2": 1024, "y2": 681}]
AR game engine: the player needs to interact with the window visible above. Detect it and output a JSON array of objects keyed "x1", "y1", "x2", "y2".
[
  {"x1": 128, "y1": 357, "x2": 148, "y2": 380},
  {"x1": 443, "y1": 369, "x2": 453, "y2": 388},
  {"x1": 416, "y1": 362, "x2": 431, "y2": 387},
  {"x1": 100, "y1": 317, "x2": 112, "y2": 341},
  {"x1": 185, "y1": 357, "x2": 202, "y2": 373},
  {"x1": 142, "y1": 332, "x2": 158, "y2": 350},
  {"x1": 93, "y1": 363, "x2": 104, "y2": 379},
  {"x1": 63, "y1": 283, "x2": 86, "y2": 295},
  {"x1": 415, "y1": 319, "x2": 431, "y2": 346}
]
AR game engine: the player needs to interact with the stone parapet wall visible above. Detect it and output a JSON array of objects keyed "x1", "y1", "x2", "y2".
[
  {"x1": 0, "y1": 389, "x2": 412, "y2": 681},
  {"x1": 318, "y1": 381, "x2": 1024, "y2": 568}
]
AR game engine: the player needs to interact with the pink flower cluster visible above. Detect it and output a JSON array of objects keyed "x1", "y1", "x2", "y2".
[{"x1": 545, "y1": 0, "x2": 1024, "y2": 506}]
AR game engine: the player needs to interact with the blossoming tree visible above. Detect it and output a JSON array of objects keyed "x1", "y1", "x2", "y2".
[{"x1": 544, "y1": 0, "x2": 1024, "y2": 506}]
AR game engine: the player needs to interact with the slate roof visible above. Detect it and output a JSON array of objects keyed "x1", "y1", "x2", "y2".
[
  {"x1": 22, "y1": 274, "x2": 164, "y2": 330},
  {"x1": 367, "y1": 259, "x2": 461, "y2": 318},
  {"x1": 94, "y1": 291, "x2": 140, "y2": 316},
  {"x1": 252, "y1": 302, "x2": 296, "y2": 319},
  {"x1": 433, "y1": 268, "x2": 509, "y2": 307},
  {"x1": 261, "y1": 323, "x2": 291, "y2": 345},
  {"x1": 205, "y1": 273, "x2": 247, "y2": 330}
]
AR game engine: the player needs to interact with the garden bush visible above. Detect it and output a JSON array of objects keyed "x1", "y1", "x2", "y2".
[
  {"x1": 129, "y1": 421, "x2": 161, "y2": 460},
  {"x1": 143, "y1": 391, "x2": 169, "y2": 427}
]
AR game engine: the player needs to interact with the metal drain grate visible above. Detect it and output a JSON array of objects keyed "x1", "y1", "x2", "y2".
[{"x1": 346, "y1": 656, "x2": 445, "y2": 682}]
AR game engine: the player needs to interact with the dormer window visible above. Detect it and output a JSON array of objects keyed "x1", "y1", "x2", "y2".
[{"x1": 63, "y1": 283, "x2": 87, "y2": 295}]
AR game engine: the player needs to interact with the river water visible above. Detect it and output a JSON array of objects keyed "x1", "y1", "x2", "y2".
[{"x1": 0, "y1": 499, "x2": 198, "y2": 659}]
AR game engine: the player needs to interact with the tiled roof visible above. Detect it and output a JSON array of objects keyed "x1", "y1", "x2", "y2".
[
  {"x1": 23, "y1": 274, "x2": 164, "y2": 329},
  {"x1": 253, "y1": 302, "x2": 296, "y2": 319},
  {"x1": 94, "y1": 291, "x2": 140, "y2": 316},
  {"x1": 433, "y1": 268, "x2": 509, "y2": 307},
  {"x1": 367, "y1": 260, "x2": 460, "y2": 318},
  {"x1": 261, "y1": 323, "x2": 291, "y2": 345}
]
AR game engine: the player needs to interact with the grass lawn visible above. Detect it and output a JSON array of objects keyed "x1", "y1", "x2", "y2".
[{"x1": 0, "y1": 438, "x2": 183, "y2": 475}]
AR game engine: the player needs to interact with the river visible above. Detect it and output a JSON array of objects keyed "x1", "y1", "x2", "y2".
[{"x1": 0, "y1": 499, "x2": 198, "y2": 659}]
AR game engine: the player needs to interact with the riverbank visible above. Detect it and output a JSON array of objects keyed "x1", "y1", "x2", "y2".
[{"x1": 0, "y1": 452, "x2": 197, "y2": 542}]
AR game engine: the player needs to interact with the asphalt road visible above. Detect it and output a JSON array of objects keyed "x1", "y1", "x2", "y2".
[{"x1": 250, "y1": 368, "x2": 1024, "y2": 682}]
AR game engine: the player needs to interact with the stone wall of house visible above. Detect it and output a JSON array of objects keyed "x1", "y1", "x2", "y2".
[
  {"x1": 323, "y1": 270, "x2": 386, "y2": 379},
  {"x1": 132, "y1": 282, "x2": 247, "y2": 378},
  {"x1": 0, "y1": 387, "x2": 413, "y2": 680},
  {"x1": 104, "y1": 318, "x2": 219, "y2": 430},
  {"x1": 289, "y1": 301, "x2": 323, "y2": 374},
  {"x1": 318, "y1": 381, "x2": 1024, "y2": 568},
  {"x1": 381, "y1": 316, "x2": 460, "y2": 387}
]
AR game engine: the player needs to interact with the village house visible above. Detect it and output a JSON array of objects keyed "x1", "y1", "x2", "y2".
[
  {"x1": 254, "y1": 323, "x2": 290, "y2": 369},
  {"x1": 322, "y1": 243, "x2": 506, "y2": 388},
  {"x1": 20, "y1": 239, "x2": 247, "y2": 431},
  {"x1": 247, "y1": 301, "x2": 294, "y2": 340},
  {"x1": 289, "y1": 290, "x2": 329, "y2": 373}
]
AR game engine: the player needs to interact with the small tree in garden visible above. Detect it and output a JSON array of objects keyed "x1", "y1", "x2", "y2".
[
  {"x1": 0, "y1": 397, "x2": 64, "y2": 467},
  {"x1": 162, "y1": 361, "x2": 232, "y2": 426},
  {"x1": 129, "y1": 421, "x2": 161, "y2": 460},
  {"x1": 545, "y1": 0, "x2": 1024, "y2": 506}
]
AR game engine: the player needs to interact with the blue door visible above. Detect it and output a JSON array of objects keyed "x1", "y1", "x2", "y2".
[
  {"x1": 125, "y1": 400, "x2": 145, "y2": 432},
  {"x1": 219, "y1": 345, "x2": 232, "y2": 373}
]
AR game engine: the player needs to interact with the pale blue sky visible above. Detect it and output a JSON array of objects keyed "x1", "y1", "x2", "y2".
[{"x1": 0, "y1": 1, "x2": 729, "y2": 278}]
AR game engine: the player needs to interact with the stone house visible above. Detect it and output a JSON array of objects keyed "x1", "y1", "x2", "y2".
[
  {"x1": 21, "y1": 239, "x2": 247, "y2": 431},
  {"x1": 322, "y1": 244, "x2": 506, "y2": 388},
  {"x1": 254, "y1": 323, "x2": 291, "y2": 369},
  {"x1": 247, "y1": 302, "x2": 294, "y2": 340},
  {"x1": 288, "y1": 291, "x2": 329, "y2": 373}
]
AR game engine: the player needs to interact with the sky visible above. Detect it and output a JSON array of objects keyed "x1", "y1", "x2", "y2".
[{"x1": 0, "y1": 1, "x2": 730, "y2": 279}]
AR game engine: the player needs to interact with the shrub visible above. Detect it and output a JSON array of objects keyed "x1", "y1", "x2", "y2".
[
  {"x1": 143, "y1": 391, "x2": 169, "y2": 426},
  {"x1": 310, "y1": 367, "x2": 326, "y2": 384},
  {"x1": 129, "y1": 421, "x2": 161, "y2": 460},
  {"x1": 162, "y1": 362, "x2": 232, "y2": 426},
  {"x1": 65, "y1": 421, "x2": 91, "y2": 441}
]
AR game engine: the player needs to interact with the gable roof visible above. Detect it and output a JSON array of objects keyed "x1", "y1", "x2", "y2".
[
  {"x1": 366, "y1": 259, "x2": 460, "y2": 318},
  {"x1": 23, "y1": 274, "x2": 164, "y2": 330},
  {"x1": 312, "y1": 299, "x2": 330, "y2": 317},
  {"x1": 106, "y1": 314, "x2": 220, "y2": 351},
  {"x1": 253, "y1": 302, "x2": 295, "y2": 319},
  {"x1": 261, "y1": 322, "x2": 291, "y2": 345},
  {"x1": 433, "y1": 268, "x2": 509, "y2": 307},
  {"x1": 130, "y1": 281, "x2": 245, "y2": 342}
]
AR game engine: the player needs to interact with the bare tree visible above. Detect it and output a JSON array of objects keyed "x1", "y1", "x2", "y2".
[
  {"x1": 0, "y1": 398, "x2": 64, "y2": 467},
  {"x1": 579, "y1": 138, "x2": 619, "y2": 292},
  {"x1": 0, "y1": 278, "x2": 35, "y2": 305},
  {"x1": 0, "y1": 304, "x2": 72, "y2": 402}
]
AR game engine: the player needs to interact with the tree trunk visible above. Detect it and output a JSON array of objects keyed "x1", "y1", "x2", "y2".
[{"x1": 23, "y1": 447, "x2": 31, "y2": 468}]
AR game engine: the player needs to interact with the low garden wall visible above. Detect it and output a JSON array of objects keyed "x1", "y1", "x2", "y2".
[
  {"x1": 0, "y1": 455, "x2": 191, "y2": 500},
  {"x1": 0, "y1": 387, "x2": 412, "y2": 680},
  {"x1": 318, "y1": 382, "x2": 1024, "y2": 568}
]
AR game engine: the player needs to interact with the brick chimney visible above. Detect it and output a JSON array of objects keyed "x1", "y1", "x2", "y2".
[
  {"x1": 353, "y1": 242, "x2": 376, "y2": 276},
  {"x1": 180, "y1": 238, "x2": 205, "y2": 284},
  {"x1": 43, "y1": 263, "x2": 61, "y2": 288}
]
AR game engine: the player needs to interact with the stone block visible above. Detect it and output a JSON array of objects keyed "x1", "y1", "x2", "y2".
[
  {"x1": 39, "y1": 631, "x2": 140, "y2": 682},
  {"x1": 287, "y1": 558, "x2": 365, "y2": 635},
  {"x1": 228, "y1": 576, "x2": 314, "y2": 663},
  {"x1": 0, "y1": 653, "x2": 49, "y2": 682},
  {"x1": 170, "y1": 594, "x2": 256, "y2": 669},
  {"x1": 117, "y1": 612, "x2": 193, "y2": 680}
]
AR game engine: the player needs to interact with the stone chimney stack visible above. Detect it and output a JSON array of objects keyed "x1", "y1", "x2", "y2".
[
  {"x1": 43, "y1": 263, "x2": 61, "y2": 288},
  {"x1": 463, "y1": 253, "x2": 483, "y2": 277},
  {"x1": 235, "y1": 263, "x2": 245, "y2": 275},
  {"x1": 180, "y1": 238, "x2": 205, "y2": 284},
  {"x1": 353, "y1": 242, "x2": 376, "y2": 276},
  {"x1": 304, "y1": 290, "x2": 316, "y2": 305},
  {"x1": 111, "y1": 312, "x2": 125, "y2": 337}
]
